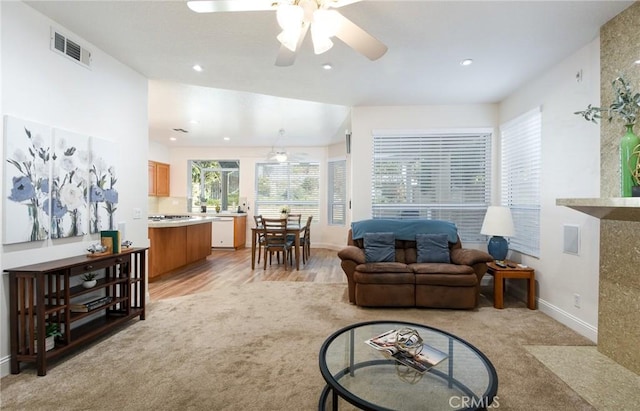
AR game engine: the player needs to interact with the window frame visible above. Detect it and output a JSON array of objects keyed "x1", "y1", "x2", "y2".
[
  {"x1": 371, "y1": 129, "x2": 493, "y2": 243},
  {"x1": 328, "y1": 158, "x2": 346, "y2": 226},
  {"x1": 499, "y1": 107, "x2": 542, "y2": 257}
]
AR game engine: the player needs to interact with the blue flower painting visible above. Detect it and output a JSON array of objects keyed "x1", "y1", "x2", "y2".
[
  {"x1": 3, "y1": 116, "x2": 115, "y2": 244},
  {"x1": 3, "y1": 116, "x2": 51, "y2": 243}
]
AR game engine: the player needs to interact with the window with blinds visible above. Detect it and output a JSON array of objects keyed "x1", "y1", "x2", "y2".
[
  {"x1": 372, "y1": 131, "x2": 492, "y2": 242},
  {"x1": 328, "y1": 159, "x2": 346, "y2": 225},
  {"x1": 500, "y1": 108, "x2": 541, "y2": 257},
  {"x1": 255, "y1": 162, "x2": 320, "y2": 221}
]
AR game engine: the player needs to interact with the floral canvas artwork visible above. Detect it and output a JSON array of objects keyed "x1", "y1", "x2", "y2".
[
  {"x1": 3, "y1": 116, "x2": 52, "y2": 243},
  {"x1": 3, "y1": 115, "x2": 118, "y2": 244},
  {"x1": 89, "y1": 137, "x2": 118, "y2": 233},
  {"x1": 51, "y1": 128, "x2": 90, "y2": 238}
]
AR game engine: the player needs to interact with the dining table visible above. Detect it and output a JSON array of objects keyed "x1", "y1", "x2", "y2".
[{"x1": 251, "y1": 224, "x2": 305, "y2": 270}]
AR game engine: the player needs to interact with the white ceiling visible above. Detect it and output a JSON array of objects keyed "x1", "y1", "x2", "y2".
[{"x1": 25, "y1": 0, "x2": 633, "y2": 148}]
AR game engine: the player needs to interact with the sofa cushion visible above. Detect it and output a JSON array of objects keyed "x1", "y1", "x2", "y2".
[
  {"x1": 356, "y1": 262, "x2": 412, "y2": 274},
  {"x1": 414, "y1": 273, "x2": 477, "y2": 287},
  {"x1": 416, "y1": 233, "x2": 450, "y2": 263},
  {"x1": 354, "y1": 270, "x2": 415, "y2": 284},
  {"x1": 364, "y1": 232, "x2": 395, "y2": 262},
  {"x1": 410, "y1": 263, "x2": 474, "y2": 275}
]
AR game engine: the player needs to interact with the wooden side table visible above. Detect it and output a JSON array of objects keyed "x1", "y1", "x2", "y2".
[{"x1": 486, "y1": 261, "x2": 536, "y2": 310}]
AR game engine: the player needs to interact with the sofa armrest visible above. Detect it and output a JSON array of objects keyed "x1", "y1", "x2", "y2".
[
  {"x1": 338, "y1": 245, "x2": 366, "y2": 265},
  {"x1": 450, "y1": 248, "x2": 493, "y2": 266}
]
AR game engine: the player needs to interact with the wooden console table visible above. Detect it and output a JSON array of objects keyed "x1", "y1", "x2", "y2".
[{"x1": 5, "y1": 248, "x2": 147, "y2": 376}]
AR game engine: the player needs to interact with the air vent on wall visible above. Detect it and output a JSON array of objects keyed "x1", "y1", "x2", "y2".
[{"x1": 50, "y1": 28, "x2": 92, "y2": 68}]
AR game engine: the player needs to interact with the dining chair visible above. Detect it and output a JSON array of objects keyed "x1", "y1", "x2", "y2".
[
  {"x1": 300, "y1": 215, "x2": 313, "y2": 264},
  {"x1": 254, "y1": 215, "x2": 266, "y2": 264},
  {"x1": 286, "y1": 213, "x2": 302, "y2": 225},
  {"x1": 262, "y1": 218, "x2": 294, "y2": 270}
]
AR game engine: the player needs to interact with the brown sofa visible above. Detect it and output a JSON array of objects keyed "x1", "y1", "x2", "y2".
[{"x1": 338, "y1": 221, "x2": 493, "y2": 309}]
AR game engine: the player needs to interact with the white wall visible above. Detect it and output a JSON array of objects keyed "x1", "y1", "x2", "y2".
[
  {"x1": 0, "y1": 2, "x2": 149, "y2": 377},
  {"x1": 499, "y1": 38, "x2": 601, "y2": 341}
]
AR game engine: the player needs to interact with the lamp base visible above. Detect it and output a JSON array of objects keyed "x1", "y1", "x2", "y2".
[{"x1": 488, "y1": 236, "x2": 508, "y2": 261}]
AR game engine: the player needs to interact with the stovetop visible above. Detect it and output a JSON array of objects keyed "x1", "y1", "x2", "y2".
[{"x1": 148, "y1": 215, "x2": 191, "y2": 221}]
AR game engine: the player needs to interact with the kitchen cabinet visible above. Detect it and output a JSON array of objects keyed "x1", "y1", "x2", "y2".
[
  {"x1": 148, "y1": 220, "x2": 212, "y2": 279},
  {"x1": 148, "y1": 161, "x2": 170, "y2": 197},
  {"x1": 5, "y1": 248, "x2": 147, "y2": 376},
  {"x1": 212, "y1": 215, "x2": 246, "y2": 249}
]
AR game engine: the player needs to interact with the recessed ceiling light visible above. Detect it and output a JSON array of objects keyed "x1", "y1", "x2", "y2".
[
  {"x1": 322, "y1": 63, "x2": 333, "y2": 70},
  {"x1": 169, "y1": 137, "x2": 177, "y2": 141},
  {"x1": 460, "y1": 59, "x2": 473, "y2": 66},
  {"x1": 634, "y1": 59, "x2": 640, "y2": 65},
  {"x1": 223, "y1": 137, "x2": 230, "y2": 141},
  {"x1": 190, "y1": 120, "x2": 199, "y2": 125},
  {"x1": 193, "y1": 64, "x2": 203, "y2": 72}
]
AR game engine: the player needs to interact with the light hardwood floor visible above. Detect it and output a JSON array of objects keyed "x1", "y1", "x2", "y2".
[{"x1": 148, "y1": 247, "x2": 346, "y2": 301}]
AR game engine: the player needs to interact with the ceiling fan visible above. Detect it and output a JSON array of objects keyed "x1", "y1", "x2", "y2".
[
  {"x1": 265, "y1": 148, "x2": 308, "y2": 162},
  {"x1": 187, "y1": 0, "x2": 388, "y2": 66}
]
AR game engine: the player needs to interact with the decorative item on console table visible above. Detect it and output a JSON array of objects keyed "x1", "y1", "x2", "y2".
[
  {"x1": 575, "y1": 75, "x2": 640, "y2": 197},
  {"x1": 35, "y1": 324, "x2": 62, "y2": 353},
  {"x1": 80, "y1": 272, "x2": 97, "y2": 288}
]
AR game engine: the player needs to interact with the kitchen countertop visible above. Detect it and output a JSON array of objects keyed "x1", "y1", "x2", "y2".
[{"x1": 148, "y1": 215, "x2": 218, "y2": 228}]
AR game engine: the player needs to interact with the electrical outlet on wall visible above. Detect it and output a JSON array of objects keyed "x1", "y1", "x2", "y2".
[{"x1": 573, "y1": 293, "x2": 581, "y2": 308}]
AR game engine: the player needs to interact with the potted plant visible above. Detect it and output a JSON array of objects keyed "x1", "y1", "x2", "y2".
[
  {"x1": 35, "y1": 323, "x2": 62, "y2": 353},
  {"x1": 81, "y1": 272, "x2": 97, "y2": 288},
  {"x1": 575, "y1": 75, "x2": 640, "y2": 197},
  {"x1": 280, "y1": 205, "x2": 290, "y2": 219},
  {"x1": 214, "y1": 201, "x2": 221, "y2": 213}
]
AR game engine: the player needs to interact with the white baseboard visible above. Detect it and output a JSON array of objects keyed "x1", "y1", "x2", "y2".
[
  {"x1": 508, "y1": 284, "x2": 597, "y2": 343},
  {"x1": 1, "y1": 354, "x2": 11, "y2": 378},
  {"x1": 537, "y1": 298, "x2": 598, "y2": 343}
]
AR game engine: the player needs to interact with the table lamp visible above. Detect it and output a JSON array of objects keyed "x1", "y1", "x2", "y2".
[{"x1": 480, "y1": 206, "x2": 515, "y2": 261}]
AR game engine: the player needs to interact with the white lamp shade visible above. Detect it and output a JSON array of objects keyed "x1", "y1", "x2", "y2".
[{"x1": 480, "y1": 206, "x2": 515, "y2": 237}]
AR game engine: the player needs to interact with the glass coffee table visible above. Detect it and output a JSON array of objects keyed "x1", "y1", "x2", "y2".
[{"x1": 318, "y1": 321, "x2": 498, "y2": 411}]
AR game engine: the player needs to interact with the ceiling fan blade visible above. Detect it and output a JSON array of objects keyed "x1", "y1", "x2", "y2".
[
  {"x1": 187, "y1": 0, "x2": 275, "y2": 13},
  {"x1": 333, "y1": 12, "x2": 387, "y2": 61},
  {"x1": 275, "y1": 23, "x2": 309, "y2": 67}
]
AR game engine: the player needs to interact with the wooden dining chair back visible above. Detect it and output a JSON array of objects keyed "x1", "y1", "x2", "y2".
[
  {"x1": 301, "y1": 215, "x2": 313, "y2": 264},
  {"x1": 254, "y1": 215, "x2": 266, "y2": 264},
  {"x1": 262, "y1": 218, "x2": 293, "y2": 270},
  {"x1": 286, "y1": 213, "x2": 302, "y2": 226}
]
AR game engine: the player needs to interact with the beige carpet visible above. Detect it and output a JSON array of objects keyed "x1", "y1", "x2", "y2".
[{"x1": 0, "y1": 282, "x2": 601, "y2": 410}]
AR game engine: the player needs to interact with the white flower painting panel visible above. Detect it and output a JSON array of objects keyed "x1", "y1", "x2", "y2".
[
  {"x1": 3, "y1": 116, "x2": 52, "y2": 244},
  {"x1": 51, "y1": 128, "x2": 90, "y2": 238},
  {"x1": 89, "y1": 137, "x2": 118, "y2": 233}
]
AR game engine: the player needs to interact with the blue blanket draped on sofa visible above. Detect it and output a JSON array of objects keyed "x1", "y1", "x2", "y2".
[{"x1": 351, "y1": 219, "x2": 458, "y2": 243}]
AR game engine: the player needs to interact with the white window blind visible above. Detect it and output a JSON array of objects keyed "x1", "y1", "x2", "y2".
[
  {"x1": 328, "y1": 159, "x2": 346, "y2": 225},
  {"x1": 255, "y1": 162, "x2": 320, "y2": 221},
  {"x1": 372, "y1": 132, "x2": 492, "y2": 242},
  {"x1": 500, "y1": 107, "x2": 541, "y2": 257}
]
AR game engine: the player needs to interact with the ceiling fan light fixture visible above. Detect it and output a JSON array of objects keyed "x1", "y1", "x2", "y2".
[
  {"x1": 277, "y1": 29, "x2": 301, "y2": 52},
  {"x1": 277, "y1": 4, "x2": 304, "y2": 31},
  {"x1": 312, "y1": 9, "x2": 339, "y2": 37},
  {"x1": 275, "y1": 152, "x2": 288, "y2": 162},
  {"x1": 311, "y1": 25, "x2": 333, "y2": 54}
]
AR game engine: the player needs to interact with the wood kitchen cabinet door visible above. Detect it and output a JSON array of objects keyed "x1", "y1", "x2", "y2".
[
  {"x1": 155, "y1": 162, "x2": 170, "y2": 196},
  {"x1": 148, "y1": 161, "x2": 157, "y2": 196},
  {"x1": 148, "y1": 161, "x2": 170, "y2": 197}
]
